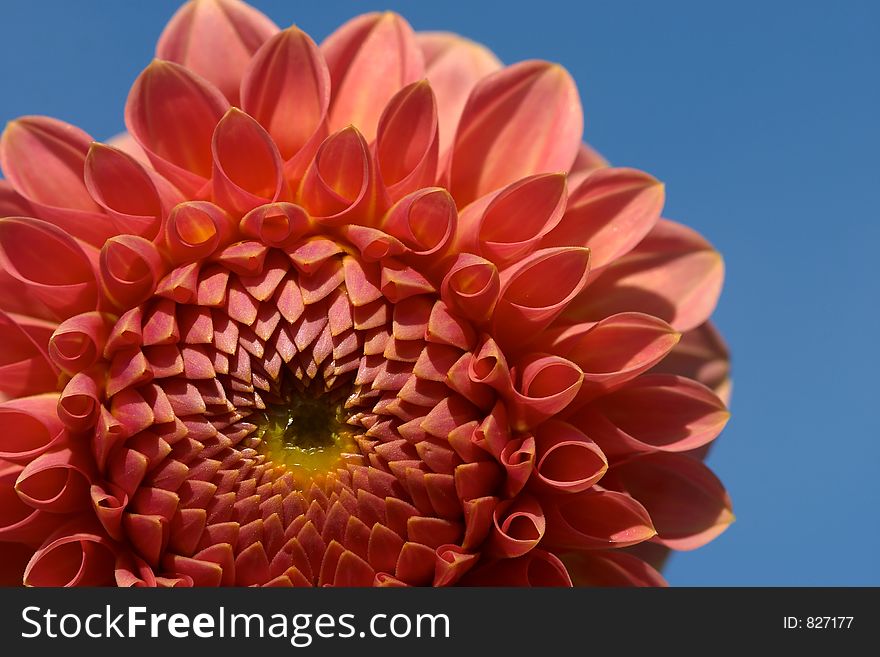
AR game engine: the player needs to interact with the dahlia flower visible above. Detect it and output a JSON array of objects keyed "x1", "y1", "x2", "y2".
[{"x1": 0, "y1": 0, "x2": 732, "y2": 587}]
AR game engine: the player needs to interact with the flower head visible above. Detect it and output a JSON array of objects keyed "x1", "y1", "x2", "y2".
[{"x1": 0, "y1": 0, "x2": 731, "y2": 587}]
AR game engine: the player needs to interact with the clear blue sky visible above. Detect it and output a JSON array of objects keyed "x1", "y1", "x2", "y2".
[{"x1": 2, "y1": 0, "x2": 877, "y2": 585}]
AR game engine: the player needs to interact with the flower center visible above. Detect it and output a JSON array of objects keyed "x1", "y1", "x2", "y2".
[{"x1": 253, "y1": 388, "x2": 360, "y2": 479}]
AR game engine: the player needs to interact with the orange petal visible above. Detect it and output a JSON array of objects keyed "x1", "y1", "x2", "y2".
[
  {"x1": 382, "y1": 188, "x2": 457, "y2": 271},
  {"x1": 439, "y1": 253, "x2": 500, "y2": 324},
  {"x1": 0, "y1": 217, "x2": 99, "y2": 320},
  {"x1": 507, "y1": 354, "x2": 583, "y2": 431},
  {"x1": 542, "y1": 489, "x2": 656, "y2": 549},
  {"x1": 48, "y1": 312, "x2": 114, "y2": 376},
  {"x1": 567, "y1": 218, "x2": 724, "y2": 332},
  {"x1": 417, "y1": 31, "x2": 502, "y2": 158},
  {"x1": 0, "y1": 117, "x2": 117, "y2": 246},
  {"x1": 163, "y1": 200, "x2": 234, "y2": 265},
  {"x1": 567, "y1": 141, "x2": 609, "y2": 189},
  {"x1": 457, "y1": 172, "x2": 567, "y2": 268},
  {"x1": 492, "y1": 246, "x2": 591, "y2": 349},
  {"x1": 651, "y1": 320, "x2": 731, "y2": 405},
  {"x1": 486, "y1": 494, "x2": 545, "y2": 558},
  {"x1": 125, "y1": 60, "x2": 230, "y2": 195},
  {"x1": 543, "y1": 167, "x2": 664, "y2": 269},
  {"x1": 0, "y1": 311, "x2": 58, "y2": 398},
  {"x1": 322, "y1": 12, "x2": 424, "y2": 141},
  {"x1": 376, "y1": 80, "x2": 439, "y2": 201},
  {"x1": 573, "y1": 374, "x2": 730, "y2": 456},
  {"x1": 24, "y1": 519, "x2": 116, "y2": 586},
  {"x1": 157, "y1": 0, "x2": 279, "y2": 105},
  {"x1": 459, "y1": 548, "x2": 572, "y2": 586},
  {"x1": 448, "y1": 60, "x2": 582, "y2": 205},
  {"x1": 84, "y1": 142, "x2": 183, "y2": 240},
  {"x1": 610, "y1": 452, "x2": 734, "y2": 550},
  {"x1": 562, "y1": 550, "x2": 667, "y2": 587},
  {"x1": 0, "y1": 394, "x2": 66, "y2": 462},
  {"x1": 240, "y1": 202, "x2": 312, "y2": 248},
  {"x1": 241, "y1": 26, "x2": 330, "y2": 165},
  {"x1": 99, "y1": 235, "x2": 166, "y2": 310},
  {"x1": 531, "y1": 420, "x2": 608, "y2": 494},
  {"x1": 211, "y1": 108, "x2": 286, "y2": 214}
]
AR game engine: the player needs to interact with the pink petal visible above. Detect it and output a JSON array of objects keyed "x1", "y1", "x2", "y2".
[
  {"x1": 162, "y1": 201, "x2": 234, "y2": 265},
  {"x1": 542, "y1": 489, "x2": 656, "y2": 549},
  {"x1": 507, "y1": 354, "x2": 583, "y2": 431},
  {"x1": 0, "y1": 394, "x2": 66, "y2": 462},
  {"x1": 0, "y1": 117, "x2": 117, "y2": 246},
  {"x1": 0, "y1": 179, "x2": 33, "y2": 216},
  {"x1": 240, "y1": 202, "x2": 312, "y2": 248},
  {"x1": 211, "y1": 108, "x2": 286, "y2": 214},
  {"x1": 105, "y1": 132, "x2": 149, "y2": 164},
  {"x1": 0, "y1": 311, "x2": 58, "y2": 398},
  {"x1": 531, "y1": 419, "x2": 608, "y2": 494},
  {"x1": 322, "y1": 12, "x2": 424, "y2": 141},
  {"x1": 99, "y1": 235, "x2": 166, "y2": 310},
  {"x1": 58, "y1": 370, "x2": 103, "y2": 433},
  {"x1": 573, "y1": 374, "x2": 729, "y2": 456},
  {"x1": 492, "y1": 246, "x2": 591, "y2": 349},
  {"x1": 457, "y1": 172, "x2": 567, "y2": 268},
  {"x1": 241, "y1": 26, "x2": 330, "y2": 167},
  {"x1": 0, "y1": 217, "x2": 99, "y2": 320},
  {"x1": 562, "y1": 550, "x2": 667, "y2": 587},
  {"x1": 24, "y1": 519, "x2": 116, "y2": 586},
  {"x1": 439, "y1": 253, "x2": 500, "y2": 324},
  {"x1": 459, "y1": 549, "x2": 572, "y2": 586},
  {"x1": 125, "y1": 60, "x2": 230, "y2": 195},
  {"x1": 447, "y1": 61, "x2": 583, "y2": 205},
  {"x1": 416, "y1": 31, "x2": 502, "y2": 158},
  {"x1": 157, "y1": 0, "x2": 279, "y2": 105},
  {"x1": 84, "y1": 142, "x2": 183, "y2": 240},
  {"x1": 376, "y1": 80, "x2": 439, "y2": 201},
  {"x1": 567, "y1": 141, "x2": 609, "y2": 189},
  {"x1": 382, "y1": 187, "x2": 457, "y2": 269},
  {"x1": 486, "y1": 494, "x2": 545, "y2": 558},
  {"x1": 567, "y1": 218, "x2": 724, "y2": 332},
  {"x1": 610, "y1": 452, "x2": 734, "y2": 550},
  {"x1": 651, "y1": 320, "x2": 731, "y2": 405},
  {"x1": 15, "y1": 445, "x2": 92, "y2": 513},
  {"x1": 547, "y1": 312, "x2": 681, "y2": 402},
  {"x1": 48, "y1": 311, "x2": 114, "y2": 376},
  {"x1": 543, "y1": 167, "x2": 664, "y2": 269}
]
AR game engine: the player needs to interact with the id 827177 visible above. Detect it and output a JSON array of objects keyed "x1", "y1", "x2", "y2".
[{"x1": 783, "y1": 616, "x2": 854, "y2": 629}]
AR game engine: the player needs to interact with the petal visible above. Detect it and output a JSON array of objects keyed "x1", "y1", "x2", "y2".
[
  {"x1": 459, "y1": 549, "x2": 572, "y2": 586},
  {"x1": 567, "y1": 218, "x2": 724, "y2": 332},
  {"x1": 240, "y1": 202, "x2": 312, "y2": 248},
  {"x1": 0, "y1": 179, "x2": 33, "y2": 216},
  {"x1": 48, "y1": 312, "x2": 115, "y2": 376},
  {"x1": 486, "y1": 494, "x2": 545, "y2": 558},
  {"x1": 0, "y1": 217, "x2": 99, "y2": 320},
  {"x1": 610, "y1": 452, "x2": 734, "y2": 550},
  {"x1": 322, "y1": 12, "x2": 424, "y2": 141},
  {"x1": 99, "y1": 235, "x2": 166, "y2": 310},
  {"x1": 457, "y1": 172, "x2": 567, "y2": 268},
  {"x1": 567, "y1": 141, "x2": 609, "y2": 189},
  {"x1": 376, "y1": 80, "x2": 439, "y2": 201},
  {"x1": 157, "y1": 0, "x2": 279, "y2": 104},
  {"x1": 15, "y1": 446, "x2": 92, "y2": 513},
  {"x1": 84, "y1": 142, "x2": 183, "y2": 240},
  {"x1": 125, "y1": 60, "x2": 230, "y2": 195},
  {"x1": 0, "y1": 311, "x2": 58, "y2": 398},
  {"x1": 382, "y1": 187, "x2": 457, "y2": 269},
  {"x1": 163, "y1": 201, "x2": 235, "y2": 265},
  {"x1": 651, "y1": 320, "x2": 731, "y2": 405},
  {"x1": 531, "y1": 420, "x2": 608, "y2": 494},
  {"x1": 439, "y1": 253, "x2": 500, "y2": 324},
  {"x1": 211, "y1": 108, "x2": 285, "y2": 214},
  {"x1": 0, "y1": 394, "x2": 66, "y2": 462},
  {"x1": 507, "y1": 354, "x2": 583, "y2": 431},
  {"x1": 24, "y1": 519, "x2": 116, "y2": 586},
  {"x1": 298, "y1": 126, "x2": 383, "y2": 226},
  {"x1": 546, "y1": 312, "x2": 681, "y2": 401},
  {"x1": 58, "y1": 370, "x2": 103, "y2": 433},
  {"x1": 492, "y1": 247, "x2": 591, "y2": 349},
  {"x1": 561, "y1": 550, "x2": 667, "y2": 587},
  {"x1": 572, "y1": 374, "x2": 730, "y2": 456},
  {"x1": 417, "y1": 32, "x2": 502, "y2": 157},
  {"x1": 105, "y1": 132, "x2": 148, "y2": 164},
  {"x1": 542, "y1": 489, "x2": 656, "y2": 549},
  {"x1": 448, "y1": 61, "x2": 583, "y2": 205},
  {"x1": 241, "y1": 26, "x2": 330, "y2": 163},
  {"x1": 0, "y1": 117, "x2": 117, "y2": 246},
  {"x1": 543, "y1": 167, "x2": 664, "y2": 269}
]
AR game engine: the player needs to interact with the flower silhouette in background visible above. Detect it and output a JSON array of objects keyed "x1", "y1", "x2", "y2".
[{"x1": 0, "y1": 0, "x2": 732, "y2": 586}]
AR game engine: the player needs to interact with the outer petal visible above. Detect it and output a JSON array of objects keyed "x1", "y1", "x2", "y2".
[
  {"x1": 0, "y1": 179, "x2": 33, "y2": 217},
  {"x1": 322, "y1": 12, "x2": 424, "y2": 141},
  {"x1": 567, "y1": 142, "x2": 609, "y2": 189},
  {"x1": 105, "y1": 132, "x2": 148, "y2": 164},
  {"x1": 546, "y1": 312, "x2": 681, "y2": 402},
  {"x1": 0, "y1": 117, "x2": 117, "y2": 246},
  {"x1": 542, "y1": 489, "x2": 656, "y2": 549},
  {"x1": 561, "y1": 550, "x2": 667, "y2": 587},
  {"x1": 492, "y1": 247, "x2": 591, "y2": 349},
  {"x1": 416, "y1": 32, "x2": 502, "y2": 157},
  {"x1": 651, "y1": 320, "x2": 731, "y2": 405},
  {"x1": 125, "y1": 60, "x2": 230, "y2": 195},
  {"x1": 543, "y1": 167, "x2": 664, "y2": 270},
  {"x1": 447, "y1": 61, "x2": 583, "y2": 206},
  {"x1": 375, "y1": 81, "x2": 439, "y2": 202},
  {"x1": 241, "y1": 26, "x2": 330, "y2": 165},
  {"x1": 0, "y1": 394, "x2": 66, "y2": 463},
  {"x1": 84, "y1": 142, "x2": 183, "y2": 240},
  {"x1": 47, "y1": 312, "x2": 114, "y2": 376},
  {"x1": 456, "y1": 173, "x2": 567, "y2": 269},
  {"x1": 459, "y1": 549, "x2": 572, "y2": 586},
  {"x1": 609, "y1": 452, "x2": 734, "y2": 550},
  {"x1": 156, "y1": 0, "x2": 279, "y2": 105},
  {"x1": 211, "y1": 108, "x2": 286, "y2": 214},
  {"x1": 572, "y1": 374, "x2": 730, "y2": 456},
  {"x1": 0, "y1": 311, "x2": 58, "y2": 398},
  {"x1": 567, "y1": 218, "x2": 724, "y2": 332},
  {"x1": 23, "y1": 519, "x2": 116, "y2": 586},
  {"x1": 0, "y1": 217, "x2": 99, "y2": 321},
  {"x1": 530, "y1": 420, "x2": 608, "y2": 494}
]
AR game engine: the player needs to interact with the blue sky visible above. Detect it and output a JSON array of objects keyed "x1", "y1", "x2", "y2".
[{"x1": 2, "y1": 0, "x2": 878, "y2": 585}]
